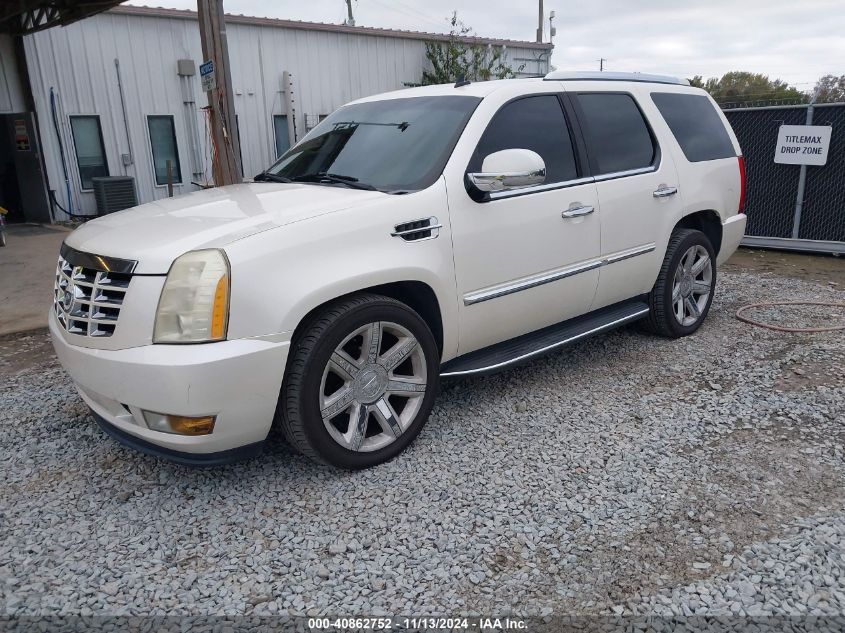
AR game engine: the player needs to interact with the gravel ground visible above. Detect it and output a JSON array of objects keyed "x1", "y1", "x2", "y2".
[{"x1": 1, "y1": 264, "x2": 844, "y2": 618}]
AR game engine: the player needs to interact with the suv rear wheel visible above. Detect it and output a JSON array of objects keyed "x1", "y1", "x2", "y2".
[
  {"x1": 644, "y1": 228, "x2": 716, "y2": 338},
  {"x1": 278, "y1": 293, "x2": 439, "y2": 469}
]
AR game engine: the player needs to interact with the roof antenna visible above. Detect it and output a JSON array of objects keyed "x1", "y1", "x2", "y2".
[{"x1": 454, "y1": 74, "x2": 471, "y2": 88}]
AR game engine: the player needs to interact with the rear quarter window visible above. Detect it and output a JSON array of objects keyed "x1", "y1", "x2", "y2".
[{"x1": 651, "y1": 92, "x2": 736, "y2": 162}]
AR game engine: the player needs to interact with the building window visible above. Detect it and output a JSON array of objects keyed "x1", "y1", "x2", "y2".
[
  {"x1": 69, "y1": 116, "x2": 108, "y2": 190},
  {"x1": 305, "y1": 114, "x2": 324, "y2": 132},
  {"x1": 147, "y1": 115, "x2": 182, "y2": 185},
  {"x1": 273, "y1": 115, "x2": 291, "y2": 158}
]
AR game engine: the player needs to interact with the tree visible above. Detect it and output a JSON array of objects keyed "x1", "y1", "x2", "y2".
[
  {"x1": 688, "y1": 75, "x2": 705, "y2": 89},
  {"x1": 685, "y1": 71, "x2": 808, "y2": 106},
  {"x1": 421, "y1": 12, "x2": 522, "y2": 85},
  {"x1": 813, "y1": 74, "x2": 845, "y2": 103}
]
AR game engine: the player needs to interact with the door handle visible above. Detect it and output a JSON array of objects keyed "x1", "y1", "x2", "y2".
[
  {"x1": 653, "y1": 186, "x2": 678, "y2": 198},
  {"x1": 561, "y1": 205, "x2": 595, "y2": 219}
]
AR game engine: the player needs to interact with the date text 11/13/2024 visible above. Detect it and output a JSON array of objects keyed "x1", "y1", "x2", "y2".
[{"x1": 307, "y1": 616, "x2": 528, "y2": 630}]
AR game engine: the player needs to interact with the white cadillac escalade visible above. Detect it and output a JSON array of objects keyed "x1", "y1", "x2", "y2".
[{"x1": 50, "y1": 71, "x2": 747, "y2": 469}]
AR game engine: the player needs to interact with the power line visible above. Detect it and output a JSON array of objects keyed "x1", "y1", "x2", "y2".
[{"x1": 367, "y1": 0, "x2": 447, "y2": 31}]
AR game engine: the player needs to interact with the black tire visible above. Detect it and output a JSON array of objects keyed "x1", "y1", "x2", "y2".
[
  {"x1": 277, "y1": 293, "x2": 440, "y2": 469},
  {"x1": 643, "y1": 228, "x2": 717, "y2": 338}
]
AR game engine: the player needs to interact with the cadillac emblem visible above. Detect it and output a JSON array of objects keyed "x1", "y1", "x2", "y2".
[
  {"x1": 60, "y1": 282, "x2": 74, "y2": 312},
  {"x1": 58, "y1": 267, "x2": 83, "y2": 314}
]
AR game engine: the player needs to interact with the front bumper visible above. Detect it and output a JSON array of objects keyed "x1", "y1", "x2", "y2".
[
  {"x1": 91, "y1": 410, "x2": 265, "y2": 466},
  {"x1": 717, "y1": 213, "x2": 748, "y2": 266},
  {"x1": 49, "y1": 312, "x2": 290, "y2": 461}
]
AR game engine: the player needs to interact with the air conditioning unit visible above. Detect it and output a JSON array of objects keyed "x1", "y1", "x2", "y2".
[{"x1": 91, "y1": 176, "x2": 138, "y2": 216}]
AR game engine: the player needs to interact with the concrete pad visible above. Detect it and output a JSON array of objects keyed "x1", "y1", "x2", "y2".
[{"x1": 0, "y1": 224, "x2": 70, "y2": 336}]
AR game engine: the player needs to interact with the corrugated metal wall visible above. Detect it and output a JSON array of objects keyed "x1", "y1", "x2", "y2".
[
  {"x1": 23, "y1": 11, "x2": 549, "y2": 218},
  {"x1": 0, "y1": 34, "x2": 26, "y2": 112}
]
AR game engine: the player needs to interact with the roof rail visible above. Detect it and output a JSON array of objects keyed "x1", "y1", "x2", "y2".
[{"x1": 544, "y1": 71, "x2": 690, "y2": 86}]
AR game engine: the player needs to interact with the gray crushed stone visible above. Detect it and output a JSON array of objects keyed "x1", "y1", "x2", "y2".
[{"x1": 1, "y1": 269, "x2": 843, "y2": 616}]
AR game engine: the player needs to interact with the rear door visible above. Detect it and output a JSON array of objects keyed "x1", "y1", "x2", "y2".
[{"x1": 568, "y1": 88, "x2": 684, "y2": 310}]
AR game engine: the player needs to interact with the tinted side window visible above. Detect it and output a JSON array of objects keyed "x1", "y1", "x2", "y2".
[
  {"x1": 574, "y1": 93, "x2": 655, "y2": 175},
  {"x1": 471, "y1": 95, "x2": 577, "y2": 184},
  {"x1": 651, "y1": 92, "x2": 736, "y2": 162}
]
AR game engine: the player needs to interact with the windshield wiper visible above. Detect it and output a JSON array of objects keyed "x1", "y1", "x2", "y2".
[
  {"x1": 253, "y1": 172, "x2": 293, "y2": 183},
  {"x1": 293, "y1": 173, "x2": 378, "y2": 191}
]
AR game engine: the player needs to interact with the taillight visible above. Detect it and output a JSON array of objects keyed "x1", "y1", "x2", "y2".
[{"x1": 737, "y1": 155, "x2": 747, "y2": 214}]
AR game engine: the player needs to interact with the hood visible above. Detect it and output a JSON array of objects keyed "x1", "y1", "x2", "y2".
[{"x1": 64, "y1": 183, "x2": 385, "y2": 274}]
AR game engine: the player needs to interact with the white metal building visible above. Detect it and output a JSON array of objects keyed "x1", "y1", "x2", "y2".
[{"x1": 6, "y1": 5, "x2": 552, "y2": 220}]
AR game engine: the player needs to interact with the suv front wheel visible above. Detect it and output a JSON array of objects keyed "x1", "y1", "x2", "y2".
[
  {"x1": 644, "y1": 228, "x2": 717, "y2": 338},
  {"x1": 278, "y1": 293, "x2": 440, "y2": 469}
]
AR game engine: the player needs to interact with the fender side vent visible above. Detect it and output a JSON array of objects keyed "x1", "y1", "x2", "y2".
[{"x1": 391, "y1": 216, "x2": 442, "y2": 242}]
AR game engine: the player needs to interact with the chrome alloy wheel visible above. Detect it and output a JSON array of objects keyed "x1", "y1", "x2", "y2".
[
  {"x1": 672, "y1": 244, "x2": 713, "y2": 327},
  {"x1": 319, "y1": 321, "x2": 427, "y2": 452}
]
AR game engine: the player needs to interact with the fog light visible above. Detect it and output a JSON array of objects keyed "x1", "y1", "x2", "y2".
[{"x1": 142, "y1": 411, "x2": 216, "y2": 436}]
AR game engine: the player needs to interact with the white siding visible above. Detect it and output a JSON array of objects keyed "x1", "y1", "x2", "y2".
[
  {"x1": 0, "y1": 34, "x2": 27, "y2": 113},
  {"x1": 23, "y1": 11, "x2": 550, "y2": 218}
]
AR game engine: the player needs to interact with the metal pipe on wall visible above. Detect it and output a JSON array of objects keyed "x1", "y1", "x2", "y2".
[
  {"x1": 180, "y1": 75, "x2": 204, "y2": 180},
  {"x1": 114, "y1": 59, "x2": 134, "y2": 169}
]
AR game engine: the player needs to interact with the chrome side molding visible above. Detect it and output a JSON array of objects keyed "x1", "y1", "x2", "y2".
[{"x1": 464, "y1": 243, "x2": 655, "y2": 306}]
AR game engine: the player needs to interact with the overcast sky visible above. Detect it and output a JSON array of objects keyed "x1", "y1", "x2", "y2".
[{"x1": 127, "y1": 0, "x2": 844, "y2": 88}]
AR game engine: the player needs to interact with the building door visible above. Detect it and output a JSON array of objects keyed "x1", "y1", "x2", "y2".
[{"x1": 1, "y1": 113, "x2": 51, "y2": 223}]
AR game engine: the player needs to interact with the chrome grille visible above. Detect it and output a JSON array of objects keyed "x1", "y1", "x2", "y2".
[{"x1": 53, "y1": 255, "x2": 131, "y2": 337}]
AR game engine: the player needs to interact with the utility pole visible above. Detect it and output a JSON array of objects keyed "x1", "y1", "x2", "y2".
[
  {"x1": 344, "y1": 0, "x2": 355, "y2": 26},
  {"x1": 197, "y1": 0, "x2": 242, "y2": 186},
  {"x1": 598, "y1": 57, "x2": 607, "y2": 71},
  {"x1": 536, "y1": 0, "x2": 544, "y2": 42}
]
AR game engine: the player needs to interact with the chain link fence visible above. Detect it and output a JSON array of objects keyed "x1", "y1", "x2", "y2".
[{"x1": 723, "y1": 103, "x2": 845, "y2": 252}]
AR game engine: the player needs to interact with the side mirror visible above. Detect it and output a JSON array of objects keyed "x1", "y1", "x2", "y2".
[{"x1": 467, "y1": 149, "x2": 546, "y2": 193}]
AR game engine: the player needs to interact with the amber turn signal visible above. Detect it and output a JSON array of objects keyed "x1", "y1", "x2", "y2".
[
  {"x1": 142, "y1": 411, "x2": 216, "y2": 436},
  {"x1": 168, "y1": 415, "x2": 216, "y2": 436}
]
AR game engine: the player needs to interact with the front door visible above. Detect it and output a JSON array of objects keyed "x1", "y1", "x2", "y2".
[{"x1": 448, "y1": 93, "x2": 602, "y2": 355}]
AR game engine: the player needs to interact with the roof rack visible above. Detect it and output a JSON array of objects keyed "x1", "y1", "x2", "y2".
[{"x1": 544, "y1": 71, "x2": 689, "y2": 86}]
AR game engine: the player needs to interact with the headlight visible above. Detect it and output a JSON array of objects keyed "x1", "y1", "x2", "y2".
[{"x1": 153, "y1": 249, "x2": 230, "y2": 343}]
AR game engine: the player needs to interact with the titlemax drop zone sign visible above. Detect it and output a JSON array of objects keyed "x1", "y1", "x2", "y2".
[{"x1": 774, "y1": 125, "x2": 832, "y2": 166}]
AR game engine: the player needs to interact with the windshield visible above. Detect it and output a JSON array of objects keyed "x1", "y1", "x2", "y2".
[{"x1": 262, "y1": 95, "x2": 480, "y2": 193}]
